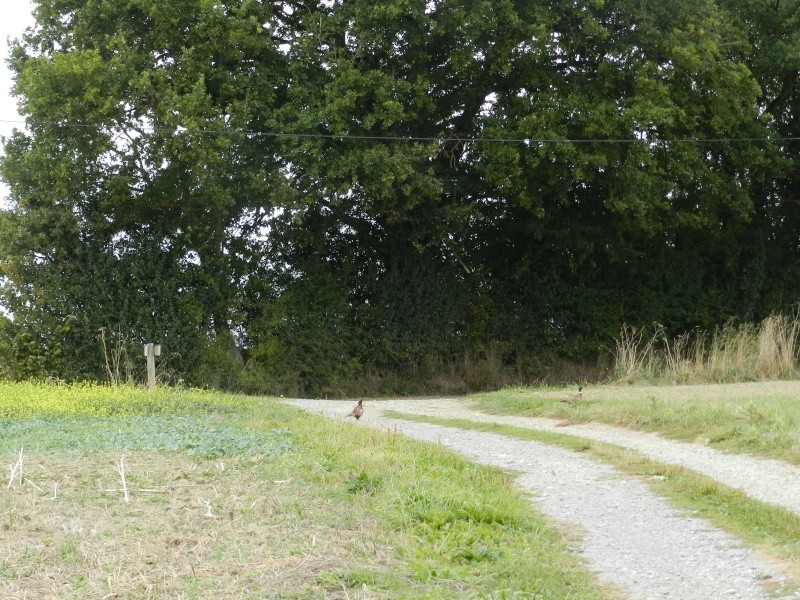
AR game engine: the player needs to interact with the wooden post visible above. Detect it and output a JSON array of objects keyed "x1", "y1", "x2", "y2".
[{"x1": 143, "y1": 343, "x2": 161, "y2": 390}]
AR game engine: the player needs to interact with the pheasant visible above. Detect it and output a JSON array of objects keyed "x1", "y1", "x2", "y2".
[
  {"x1": 346, "y1": 399, "x2": 364, "y2": 420},
  {"x1": 561, "y1": 386, "x2": 583, "y2": 403}
]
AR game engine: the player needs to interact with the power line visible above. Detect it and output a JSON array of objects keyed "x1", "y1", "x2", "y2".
[{"x1": 0, "y1": 117, "x2": 797, "y2": 145}]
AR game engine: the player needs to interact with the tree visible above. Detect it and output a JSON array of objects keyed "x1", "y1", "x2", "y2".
[
  {"x1": 714, "y1": 0, "x2": 800, "y2": 312},
  {"x1": 1, "y1": 0, "x2": 288, "y2": 380},
  {"x1": 1, "y1": 0, "x2": 795, "y2": 392}
]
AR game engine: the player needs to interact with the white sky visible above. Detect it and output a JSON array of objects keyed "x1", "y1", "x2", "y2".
[{"x1": 0, "y1": 0, "x2": 36, "y2": 202}]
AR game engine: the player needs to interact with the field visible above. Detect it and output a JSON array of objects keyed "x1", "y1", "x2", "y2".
[{"x1": 0, "y1": 382, "x2": 613, "y2": 599}]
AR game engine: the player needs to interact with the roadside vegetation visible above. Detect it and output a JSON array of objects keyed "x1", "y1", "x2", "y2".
[
  {"x1": 0, "y1": 382, "x2": 614, "y2": 599},
  {"x1": 384, "y1": 411, "x2": 800, "y2": 585},
  {"x1": 473, "y1": 380, "x2": 800, "y2": 465},
  {"x1": 612, "y1": 314, "x2": 800, "y2": 384},
  {"x1": 466, "y1": 314, "x2": 800, "y2": 465}
]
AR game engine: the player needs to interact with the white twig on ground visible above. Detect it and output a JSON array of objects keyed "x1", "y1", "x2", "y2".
[
  {"x1": 198, "y1": 497, "x2": 215, "y2": 517},
  {"x1": 116, "y1": 457, "x2": 129, "y2": 502},
  {"x1": 53, "y1": 481, "x2": 60, "y2": 500},
  {"x1": 104, "y1": 488, "x2": 168, "y2": 494},
  {"x1": 24, "y1": 478, "x2": 44, "y2": 493},
  {"x1": 7, "y1": 447, "x2": 23, "y2": 488}
]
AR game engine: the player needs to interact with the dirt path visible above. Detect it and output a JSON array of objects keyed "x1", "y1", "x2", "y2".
[{"x1": 287, "y1": 398, "x2": 800, "y2": 600}]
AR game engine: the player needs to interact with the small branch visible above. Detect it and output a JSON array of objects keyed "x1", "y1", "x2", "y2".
[
  {"x1": 198, "y1": 497, "x2": 215, "y2": 518},
  {"x1": 24, "y1": 478, "x2": 44, "y2": 493},
  {"x1": 7, "y1": 447, "x2": 23, "y2": 488},
  {"x1": 116, "y1": 457, "x2": 130, "y2": 502},
  {"x1": 104, "y1": 488, "x2": 168, "y2": 494}
]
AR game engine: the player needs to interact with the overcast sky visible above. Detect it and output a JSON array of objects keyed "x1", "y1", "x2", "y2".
[{"x1": 0, "y1": 1, "x2": 36, "y2": 201}]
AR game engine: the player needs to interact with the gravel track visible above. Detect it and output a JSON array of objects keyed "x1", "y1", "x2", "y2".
[
  {"x1": 373, "y1": 398, "x2": 800, "y2": 517},
  {"x1": 287, "y1": 398, "x2": 800, "y2": 600}
]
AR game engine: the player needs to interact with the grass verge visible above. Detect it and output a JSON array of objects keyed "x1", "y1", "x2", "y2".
[
  {"x1": 473, "y1": 381, "x2": 800, "y2": 464},
  {"x1": 0, "y1": 383, "x2": 615, "y2": 599},
  {"x1": 384, "y1": 410, "x2": 800, "y2": 581}
]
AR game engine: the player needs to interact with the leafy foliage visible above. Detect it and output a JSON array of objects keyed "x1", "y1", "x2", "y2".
[
  {"x1": 0, "y1": 382, "x2": 292, "y2": 457},
  {"x1": 1, "y1": 0, "x2": 799, "y2": 393},
  {"x1": 0, "y1": 416, "x2": 292, "y2": 458}
]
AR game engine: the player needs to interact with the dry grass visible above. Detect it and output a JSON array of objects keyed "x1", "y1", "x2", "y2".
[
  {"x1": 612, "y1": 314, "x2": 800, "y2": 383},
  {"x1": 1, "y1": 451, "x2": 388, "y2": 599}
]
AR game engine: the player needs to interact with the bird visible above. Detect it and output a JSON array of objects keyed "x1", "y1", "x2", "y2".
[
  {"x1": 346, "y1": 399, "x2": 364, "y2": 420},
  {"x1": 561, "y1": 386, "x2": 583, "y2": 403}
]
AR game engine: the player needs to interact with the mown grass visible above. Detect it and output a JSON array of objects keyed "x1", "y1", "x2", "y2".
[
  {"x1": 473, "y1": 380, "x2": 800, "y2": 464},
  {"x1": 385, "y1": 411, "x2": 800, "y2": 582},
  {"x1": 0, "y1": 382, "x2": 615, "y2": 599}
]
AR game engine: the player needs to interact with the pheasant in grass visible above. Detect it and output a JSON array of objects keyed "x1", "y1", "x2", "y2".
[
  {"x1": 561, "y1": 386, "x2": 583, "y2": 403},
  {"x1": 346, "y1": 399, "x2": 364, "y2": 420}
]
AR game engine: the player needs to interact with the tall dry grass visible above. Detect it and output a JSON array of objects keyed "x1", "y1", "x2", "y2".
[{"x1": 613, "y1": 314, "x2": 800, "y2": 383}]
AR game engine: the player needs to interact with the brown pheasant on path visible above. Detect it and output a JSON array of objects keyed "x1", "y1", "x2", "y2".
[
  {"x1": 346, "y1": 399, "x2": 364, "y2": 420},
  {"x1": 561, "y1": 386, "x2": 583, "y2": 403}
]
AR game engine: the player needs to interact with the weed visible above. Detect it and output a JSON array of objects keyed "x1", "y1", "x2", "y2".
[
  {"x1": 96, "y1": 327, "x2": 133, "y2": 386},
  {"x1": 345, "y1": 470, "x2": 382, "y2": 495}
]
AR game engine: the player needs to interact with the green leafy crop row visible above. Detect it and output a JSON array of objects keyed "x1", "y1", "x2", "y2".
[
  {"x1": 0, "y1": 382, "x2": 292, "y2": 459},
  {"x1": 0, "y1": 382, "x2": 251, "y2": 419}
]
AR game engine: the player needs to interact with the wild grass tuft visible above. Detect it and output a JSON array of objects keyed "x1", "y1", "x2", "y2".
[{"x1": 613, "y1": 314, "x2": 800, "y2": 383}]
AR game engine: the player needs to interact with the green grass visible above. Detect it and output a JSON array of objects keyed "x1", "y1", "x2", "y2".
[
  {"x1": 0, "y1": 382, "x2": 615, "y2": 599},
  {"x1": 384, "y1": 411, "x2": 800, "y2": 579},
  {"x1": 473, "y1": 380, "x2": 800, "y2": 464}
]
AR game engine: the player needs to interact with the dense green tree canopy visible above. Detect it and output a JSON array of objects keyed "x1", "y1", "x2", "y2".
[{"x1": 1, "y1": 0, "x2": 798, "y2": 393}]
